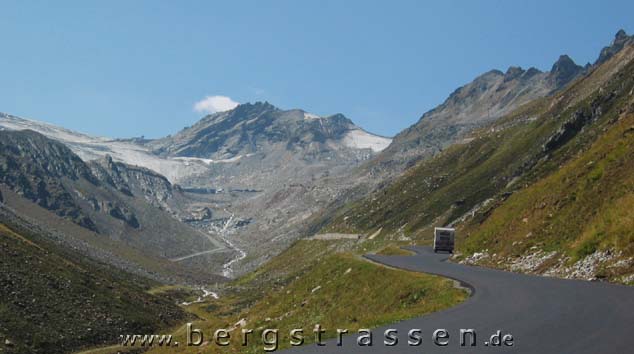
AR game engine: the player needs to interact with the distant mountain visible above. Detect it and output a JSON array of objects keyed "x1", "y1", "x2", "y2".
[
  {"x1": 150, "y1": 101, "x2": 390, "y2": 160},
  {"x1": 305, "y1": 39, "x2": 595, "y2": 238}
]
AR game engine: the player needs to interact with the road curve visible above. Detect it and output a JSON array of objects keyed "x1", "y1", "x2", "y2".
[{"x1": 286, "y1": 246, "x2": 634, "y2": 353}]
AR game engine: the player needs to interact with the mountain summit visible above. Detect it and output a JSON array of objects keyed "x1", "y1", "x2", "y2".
[
  {"x1": 596, "y1": 29, "x2": 634, "y2": 65},
  {"x1": 150, "y1": 101, "x2": 390, "y2": 159},
  {"x1": 548, "y1": 54, "x2": 584, "y2": 87}
]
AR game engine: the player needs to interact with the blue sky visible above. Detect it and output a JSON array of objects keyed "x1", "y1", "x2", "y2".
[{"x1": 0, "y1": 0, "x2": 632, "y2": 138}]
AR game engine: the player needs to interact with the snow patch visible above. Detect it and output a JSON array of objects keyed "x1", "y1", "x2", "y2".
[
  {"x1": 303, "y1": 112, "x2": 321, "y2": 120},
  {"x1": 341, "y1": 129, "x2": 391, "y2": 152},
  {"x1": 0, "y1": 113, "x2": 210, "y2": 183},
  {"x1": 172, "y1": 155, "x2": 247, "y2": 165}
]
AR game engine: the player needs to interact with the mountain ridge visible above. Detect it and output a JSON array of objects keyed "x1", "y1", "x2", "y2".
[
  {"x1": 149, "y1": 101, "x2": 391, "y2": 159},
  {"x1": 370, "y1": 49, "x2": 587, "y2": 178}
]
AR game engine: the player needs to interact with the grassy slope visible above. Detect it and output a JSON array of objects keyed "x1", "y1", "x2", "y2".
[
  {"x1": 313, "y1": 45, "x2": 634, "y2": 282},
  {"x1": 145, "y1": 240, "x2": 466, "y2": 354},
  {"x1": 0, "y1": 211, "x2": 187, "y2": 354},
  {"x1": 459, "y1": 53, "x2": 634, "y2": 279},
  {"x1": 462, "y1": 94, "x2": 634, "y2": 262}
]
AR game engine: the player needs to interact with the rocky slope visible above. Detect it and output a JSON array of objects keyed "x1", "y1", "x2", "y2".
[
  {"x1": 0, "y1": 130, "x2": 228, "y2": 283},
  {"x1": 0, "y1": 113, "x2": 208, "y2": 183},
  {"x1": 88, "y1": 154, "x2": 191, "y2": 217},
  {"x1": 0, "y1": 130, "x2": 100, "y2": 230},
  {"x1": 149, "y1": 102, "x2": 391, "y2": 196}
]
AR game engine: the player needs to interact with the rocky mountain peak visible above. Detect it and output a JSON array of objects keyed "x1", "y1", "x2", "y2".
[
  {"x1": 150, "y1": 100, "x2": 388, "y2": 160},
  {"x1": 551, "y1": 54, "x2": 576, "y2": 70},
  {"x1": 548, "y1": 55, "x2": 584, "y2": 88},
  {"x1": 376, "y1": 50, "x2": 590, "y2": 179},
  {"x1": 324, "y1": 113, "x2": 354, "y2": 126},
  {"x1": 196, "y1": 101, "x2": 279, "y2": 127},
  {"x1": 231, "y1": 101, "x2": 279, "y2": 116},
  {"x1": 504, "y1": 66, "x2": 525, "y2": 81},
  {"x1": 595, "y1": 29, "x2": 633, "y2": 65},
  {"x1": 523, "y1": 67, "x2": 543, "y2": 79}
]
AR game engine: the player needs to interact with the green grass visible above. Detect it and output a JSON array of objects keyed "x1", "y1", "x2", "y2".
[
  {"x1": 463, "y1": 109, "x2": 634, "y2": 263},
  {"x1": 145, "y1": 240, "x2": 467, "y2": 354}
]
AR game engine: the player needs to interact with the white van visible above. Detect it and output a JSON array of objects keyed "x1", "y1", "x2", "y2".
[{"x1": 433, "y1": 227, "x2": 455, "y2": 253}]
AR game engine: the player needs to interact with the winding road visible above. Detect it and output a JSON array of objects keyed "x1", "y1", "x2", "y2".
[{"x1": 287, "y1": 246, "x2": 634, "y2": 353}]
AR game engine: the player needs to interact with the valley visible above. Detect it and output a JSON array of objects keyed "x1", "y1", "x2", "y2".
[
  {"x1": 0, "y1": 102, "x2": 392, "y2": 277},
  {"x1": 1, "y1": 23, "x2": 634, "y2": 354}
]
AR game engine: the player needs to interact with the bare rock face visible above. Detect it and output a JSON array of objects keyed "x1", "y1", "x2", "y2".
[
  {"x1": 548, "y1": 55, "x2": 585, "y2": 88},
  {"x1": 596, "y1": 29, "x2": 633, "y2": 65},
  {"x1": 90, "y1": 154, "x2": 134, "y2": 196},
  {"x1": 89, "y1": 154, "x2": 177, "y2": 213},
  {"x1": 100, "y1": 200, "x2": 140, "y2": 228},
  {"x1": 0, "y1": 130, "x2": 99, "y2": 231},
  {"x1": 543, "y1": 89, "x2": 617, "y2": 153},
  {"x1": 0, "y1": 130, "x2": 148, "y2": 231}
]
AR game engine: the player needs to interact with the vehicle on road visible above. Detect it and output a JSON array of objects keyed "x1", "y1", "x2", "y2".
[{"x1": 433, "y1": 227, "x2": 455, "y2": 253}]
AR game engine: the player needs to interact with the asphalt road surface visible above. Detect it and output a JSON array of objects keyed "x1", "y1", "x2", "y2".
[{"x1": 286, "y1": 246, "x2": 634, "y2": 353}]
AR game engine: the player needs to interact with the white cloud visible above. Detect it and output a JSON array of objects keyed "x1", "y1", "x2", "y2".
[{"x1": 193, "y1": 95, "x2": 239, "y2": 114}]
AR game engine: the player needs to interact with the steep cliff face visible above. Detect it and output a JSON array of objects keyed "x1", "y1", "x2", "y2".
[
  {"x1": 595, "y1": 29, "x2": 633, "y2": 65},
  {"x1": 0, "y1": 130, "x2": 99, "y2": 231},
  {"x1": 89, "y1": 154, "x2": 178, "y2": 213}
]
